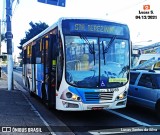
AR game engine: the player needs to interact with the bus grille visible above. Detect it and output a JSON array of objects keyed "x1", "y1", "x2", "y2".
[{"x1": 84, "y1": 92, "x2": 113, "y2": 102}]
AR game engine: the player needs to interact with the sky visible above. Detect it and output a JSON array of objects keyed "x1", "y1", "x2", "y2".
[{"x1": 0, "y1": 0, "x2": 160, "y2": 58}]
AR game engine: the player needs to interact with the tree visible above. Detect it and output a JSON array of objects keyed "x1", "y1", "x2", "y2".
[
  {"x1": 18, "y1": 21, "x2": 49, "y2": 66},
  {"x1": 18, "y1": 21, "x2": 49, "y2": 50},
  {"x1": 18, "y1": 22, "x2": 48, "y2": 49},
  {"x1": 1, "y1": 34, "x2": 5, "y2": 42}
]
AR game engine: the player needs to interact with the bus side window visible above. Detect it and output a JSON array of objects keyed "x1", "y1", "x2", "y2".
[
  {"x1": 23, "y1": 49, "x2": 27, "y2": 64},
  {"x1": 35, "y1": 41, "x2": 41, "y2": 64},
  {"x1": 27, "y1": 45, "x2": 31, "y2": 64},
  {"x1": 31, "y1": 45, "x2": 36, "y2": 64},
  {"x1": 45, "y1": 39, "x2": 49, "y2": 66},
  {"x1": 41, "y1": 37, "x2": 48, "y2": 64}
]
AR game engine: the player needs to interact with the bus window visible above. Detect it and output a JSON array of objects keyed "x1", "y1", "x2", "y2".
[
  {"x1": 35, "y1": 41, "x2": 41, "y2": 64},
  {"x1": 57, "y1": 36, "x2": 63, "y2": 90},
  {"x1": 23, "y1": 49, "x2": 27, "y2": 64},
  {"x1": 27, "y1": 45, "x2": 31, "y2": 64},
  {"x1": 31, "y1": 45, "x2": 36, "y2": 64},
  {"x1": 45, "y1": 39, "x2": 49, "y2": 66}
]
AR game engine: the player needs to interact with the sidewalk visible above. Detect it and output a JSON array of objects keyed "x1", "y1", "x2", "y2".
[
  {"x1": 0, "y1": 72, "x2": 50, "y2": 135},
  {"x1": 0, "y1": 71, "x2": 8, "y2": 90}
]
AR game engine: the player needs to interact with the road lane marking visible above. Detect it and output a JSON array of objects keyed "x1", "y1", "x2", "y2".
[
  {"x1": 13, "y1": 71, "x2": 22, "y2": 77},
  {"x1": 24, "y1": 95, "x2": 56, "y2": 135},
  {"x1": 15, "y1": 80, "x2": 76, "y2": 135},
  {"x1": 89, "y1": 127, "x2": 132, "y2": 135},
  {"x1": 15, "y1": 81, "x2": 56, "y2": 135},
  {"x1": 88, "y1": 109, "x2": 152, "y2": 135},
  {"x1": 106, "y1": 109, "x2": 151, "y2": 126}
]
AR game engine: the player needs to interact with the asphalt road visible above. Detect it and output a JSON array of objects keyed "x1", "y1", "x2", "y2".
[{"x1": 2, "y1": 67, "x2": 160, "y2": 135}]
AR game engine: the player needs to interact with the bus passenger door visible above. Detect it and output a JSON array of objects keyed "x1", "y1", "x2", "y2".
[
  {"x1": 42, "y1": 37, "x2": 49, "y2": 102},
  {"x1": 47, "y1": 34, "x2": 57, "y2": 108},
  {"x1": 22, "y1": 49, "x2": 27, "y2": 86},
  {"x1": 31, "y1": 45, "x2": 36, "y2": 92}
]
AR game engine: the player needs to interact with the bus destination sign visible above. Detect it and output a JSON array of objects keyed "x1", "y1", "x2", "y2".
[{"x1": 70, "y1": 23, "x2": 124, "y2": 35}]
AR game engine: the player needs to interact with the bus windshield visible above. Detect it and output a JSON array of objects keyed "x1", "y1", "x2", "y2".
[{"x1": 65, "y1": 35, "x2": 129, "y2": 88}]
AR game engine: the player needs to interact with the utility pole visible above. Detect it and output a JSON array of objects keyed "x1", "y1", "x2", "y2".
[
  {"x1": 0, "y1": 19, "x2": 1, "y2": 63},
  {"x1": 0, "y1": 19, "x2": 1, "y2": 54},
  {"x1": 6, "y1": 0, "x2": 13, "y2": 90},
  {"x1": 0, "y1": 19, "x2": 1, "y2": 77}
]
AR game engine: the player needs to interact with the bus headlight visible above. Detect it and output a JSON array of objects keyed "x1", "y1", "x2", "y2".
[
  {"x1": 60, "y1": 90, "x2": 81, "y2": 102},
  {"x1": 116, "y1": 91, "x2": 127, "y2": 100}
]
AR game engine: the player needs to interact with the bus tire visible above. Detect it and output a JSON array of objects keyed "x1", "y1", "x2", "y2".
[
  {"x1": 41, "y1": 84, "x2": 53, "y2": 109},
  {"x1": 26, "y1": 78, "x2": 34, "y2": 97},
  {"x1": 156, "y1": 101, "x2": 160, "y2": 120},
  {"x1": 46, "y1": 102, "x2": 53, "y2": 110},
  {"x1": 42, "y1": 83, "x2": 47, "y2": 104},
  {"x1": 25, "y1": 78, "x2": 27, "y2": 87},
  {"x1": 26, "y1": 78, "x2": 30, "y2": 90},
  {"x1": 29, "y1": 90, "x2": 34, "y2": 97}
]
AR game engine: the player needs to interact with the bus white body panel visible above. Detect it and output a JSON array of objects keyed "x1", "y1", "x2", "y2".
[{"x1": 55, "y1": 81, "x2": 129, "y2": 111}]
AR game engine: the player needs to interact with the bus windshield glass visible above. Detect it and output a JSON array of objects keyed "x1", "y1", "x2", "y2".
[{"x1": 65, "y1": 35, "x2": 129, "y2": 88}]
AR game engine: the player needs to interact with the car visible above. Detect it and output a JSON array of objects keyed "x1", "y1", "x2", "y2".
[{"x1": 128, "y1": 69, "x2": 160, "y2": 119}]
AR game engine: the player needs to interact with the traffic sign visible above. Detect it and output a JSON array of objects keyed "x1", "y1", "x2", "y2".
[
  {"x1": 5, "y1": 32, "x2": 13, "y2": 39},
  {"x1": 37, "y1": 0, "x2": 65, "y2": 7}
]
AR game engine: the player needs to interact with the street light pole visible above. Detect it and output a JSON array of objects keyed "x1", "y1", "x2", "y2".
[
  {"x1": 6, "y1": 0, "x2": 13, "y2": 91},
  {"x1": 0, "y1": 19, "x2": 1, "y2": 63}
]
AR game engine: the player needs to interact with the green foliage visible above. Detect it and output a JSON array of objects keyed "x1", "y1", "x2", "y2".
[
  {"x1": 1, "y1": 34, "x2": 5, "y2": 42},
  {"x1": 0, "y1": 55, "x2": 7, "y2": 61},
  {"x1": 18, "y1": 21, "x2": 49, "y2": 51},
  {"x1": 2, "y1": 55, "x2": 7, "y2": 61}
]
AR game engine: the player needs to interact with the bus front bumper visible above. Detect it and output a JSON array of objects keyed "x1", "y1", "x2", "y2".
[{"x1": 56, "y1": 99, "x2": 127, "y2": 111}]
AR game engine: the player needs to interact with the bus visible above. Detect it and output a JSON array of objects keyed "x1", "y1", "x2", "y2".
[{"x1": 22, "y1": 17, "x2": 131, "y2": 111}]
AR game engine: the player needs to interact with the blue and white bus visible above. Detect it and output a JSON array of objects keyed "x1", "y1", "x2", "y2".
[{"x1": 22, "y1": 18, "x2": 131, "y2": 111}]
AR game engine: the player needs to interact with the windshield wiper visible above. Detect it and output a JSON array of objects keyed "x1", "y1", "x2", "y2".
[
  {"x1": 80, "y1": 34, "x2": 95, "y2": 54},
  {"x1": 104, "y1": 35, "x2": 117, "y2": 53},
  {"x1": 102, "y1": 41, "x2": 106, "y2": 65},
  {"x1": 80, "y1": 34, "x2": 96, "y2": 65},
  {"x1": 102, "y1": 36, "x2": 117, "y2": 65}
]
